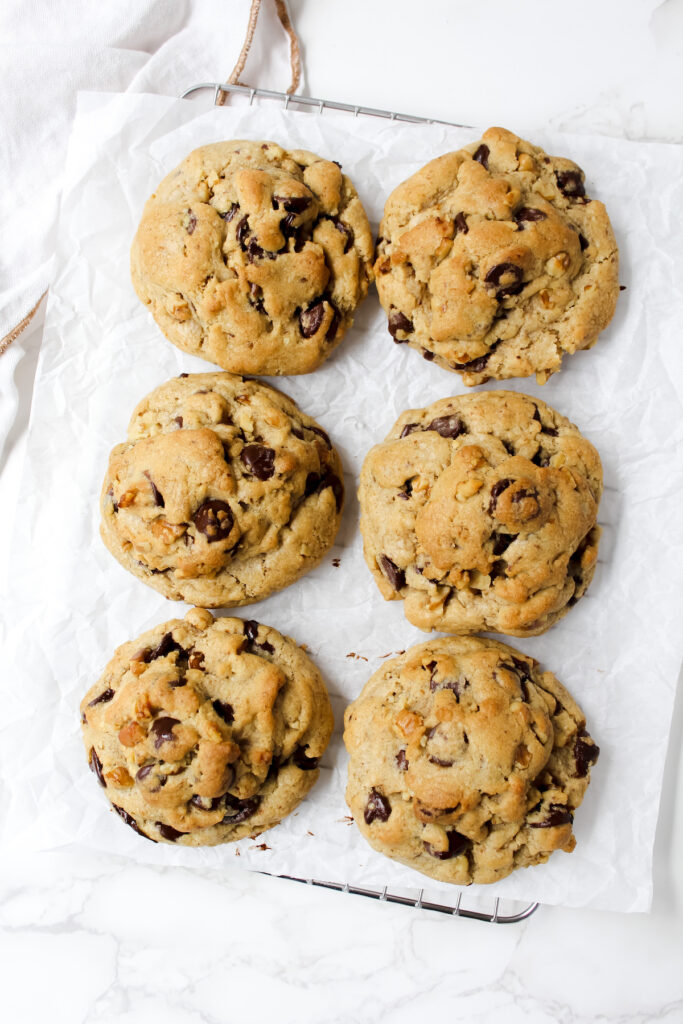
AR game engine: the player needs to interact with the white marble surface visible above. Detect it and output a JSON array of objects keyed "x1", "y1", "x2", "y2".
[{"x1": 2, "y1": 2, "x2": 683, "y2": 1021}]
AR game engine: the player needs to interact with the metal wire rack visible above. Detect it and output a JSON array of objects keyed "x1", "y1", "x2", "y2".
[{"x1": 183, "y1": 78, "x2": 539, "y2": 925}]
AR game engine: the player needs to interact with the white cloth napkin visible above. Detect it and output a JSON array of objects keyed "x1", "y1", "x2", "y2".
[{"x1": 0, "y1": 0, "x2": 298, "y2": 346}]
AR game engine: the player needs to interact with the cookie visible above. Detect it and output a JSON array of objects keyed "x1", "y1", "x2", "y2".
[
  {"x1": 359, "y1": 391, "x2": 602, "y2": 636},
  {"x1": 100, "y1": 372, "x2": 344, "y2": 606},
  {"x1": 81, "y1": 608, "x2": 334, "y2": 845},
  {"x1": 344, "y1": 636, "x2": 599, "y2": 885},
  {"x1": 374, "y1": 126, "x2": 619, "y2": 384},
  {"x1": 131, "y1": 140, "x2": 374, "y2": 375}
]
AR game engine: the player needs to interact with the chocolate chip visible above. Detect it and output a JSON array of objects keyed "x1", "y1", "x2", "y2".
[
  {"x1": 291, "y1": 426, "x2": 304, "y2": 440},
  {"x1": 515, "y1": 207, "x2": 547, "y2": 225},
  {"x1": 428, "y1": 755, "x2": 455, "y2": 767},
  {"x1": 424, "y1": 830, "x2": 471, "y2": 859},
  {"x1": 388, "y1": 310, "x2": 413, "y2": 341},
  {"x1": 326, "y1": 303, "x2": 341, "y2": 341},
  {"x1": 247, "y1": 237, "x2": 266, "y2": 261},
  {"x1": 364, "y1": 788, "x2": 391, "y2": 824},
  {"x1": 425, "y1": 415, "x2": 467, "y2": 439},
  {"x1": 192, "y1": 499, "x2": 234, "y2": 542},
  {"x1": 221, "y1": 203, "x2": 239, "y2": 221},
  {"x1": 396, "y1": 749, "x2": 408, "y2": 771},
  {"x1": 307, "y1": 425, "x2": 332, "y2": 448},
  {"x1": 88, "y1": 688, "x2": 115, "y2": 707},
  {"x1": 293, "y1": 746, "x2": 320, "y2": 770},
  {"x1": 400, "y1": 423, "x2": 420, "y2": 438},
  {"x1": 186, "y1": 209, "x2": 197, "y2": 234},
  {"x1": 242, "y1": 619, "x2": 275, "y2": 655},
  {"x1": 555, "y1": 170, "x2": 586, "y2": 198},
  {"x1": 304, "y1": 470, "x2": 344, "y2": 511},
  {"x1": 454, "y1": 212, "x2": 468, "y2": 235},
  {"x1": 236, "y1": 215, "x2": 250, "y2": 248},
  {"x1": 188, "y1": 650, "x2": 204, "y2": 670},
  {"x1": 190, "y1": 794, "x2": 221, "y2": 811},
  {"x1": 579, "y1": 233, "x2": 589, "y2": 251},
  {"x1": 174, "y1": 416, "x2": 183, "y2": 428},
  {"x1": 241, "y1": 443, "x2": 275, "y2": 480},
  {"x1": 113, "y1": 804, "x2": 152, "y2": 839},
  {"x1": 248, "y1": 282, "x2": 266, "y2": 314},
  {"x1": 453, "y1": 352, "x2": 491, "y2": 373},
  {"x1": 147, "y1": 632, "x2": 186, "y2": 662},
  {"x1": 136, "y1": 765, "x2": 154, "y2": 782},
  {"x1": 378, "y1": 554, "x2": 405, "y2": 590},
  {"x1": 299, "y1": 301, "x2": 325, "y2": 337},
  {"x1": 150, "y1": 716, "x2": 180, "y2": 749},
  {"x1": 333, "y1": 218, "x2": 354, "y2": 253},
  {"x1": 143, "y1": 472, "x2": 165, "y2": 508},
  {"x1": 222, "y1": 793, "x2": 261, "y2": 824},
  {"x1": 492, "y1": 532, "x2": 515, "y2": 555},
  {"x1": 212, "y1": 700, "x2": 234, "y2": 724},
  {"x1": 89, "y1": 747, "x2": 106, "y2": 788},
  {"x1": 156, "y1": 822, "x2": 187, "y2": 842},
  {"x1": 422, "y1": 350, "x2": 435, "y2": 361},
  {"x1": 531, "y1": 449, "x2": 551, "y2": 468},
  {"x1": 484, "y1": 262, "x2": 524, "y2": 298},
  {"x1": 489, "y1": 478, "x2": 513, "y2": 514},
  {"x1": 473, "y1": 144, "x2": 489, "y2": 169},
  {"x1": 530, "y1": 804, "x2": 574, "y2": 828},
  {"x1": 179, "y1": 372, "x2": 189, "y2": 378},
  {"x1": 273, "y1": 195, "x2": 311, "y2": 214},
  {"x1": 429, "y1": 673, "x2": 465, "y2": 699},
  {"x1": 397, "y1": 479, "x2": 413, "y2": 500},
  {"x1": 574, "y1": 729, "x2": 600, "y2": 778}
]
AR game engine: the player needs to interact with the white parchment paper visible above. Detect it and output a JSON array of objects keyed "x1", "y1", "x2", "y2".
[{"x1": 3, "y1": 91, "x2": 683, "y2": 912}]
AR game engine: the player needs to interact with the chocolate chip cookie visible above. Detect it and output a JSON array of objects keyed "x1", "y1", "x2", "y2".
[
  {"x1": 344, "y1": 636, "x2": 599, "y2": 884},
  {"x1": 100, "y1": 372, "x2": 344, "y2": 606},
  {"x1": 375, "y1": 126, "x2": 619, "y2": 384},
  {"x1": 81, "y1": 608, "x2": 334, "y2": 845},
  {"x1": 359, "y1": 391, "x2": 602, "y2": 636},
  {"x1": 131, "y1": 140, "x2": 374, "y2": 375}
]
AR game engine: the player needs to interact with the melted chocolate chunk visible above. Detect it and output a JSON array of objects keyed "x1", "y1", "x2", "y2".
[
  {"x1": 454, "y1": 212, "x2": 468, "y2": 235},
  {"x1": 304, "y1": 470, "x2": 343, "y2": 511},
  {"x1": 428, "y1": 755, "x2": 455, "y2": 767},
  {"x1": 146, "y1": 632, "x2": 186, "y2": 662},
  {"x1": 241, "y1": 443, "x2": 276, "y2": 480},
  {"x1": 136, "y1": 765, "x2": 154, "y2": 782},
  {"x1": 489, "y1": 478, "x2": 513, "y2": 514},
  {"x1": 88, "y1": 688, "x2": 115, "y2": 707},
  {"x1": 425, "y1": 414, "x2": 466, "y2": 439},
  {"x1": 222, "y1": 793, "x2": 261, "y2": 824},
  {"x1": 188, "y1": 650, "x2": 205, "y2": 670},
  {"x1": 424, "y1": 830, "x2": 471, "y2": 859},
  {"x1": 378, "y1": 554, "x2": 405, "y2": 590},
  {"x1": 236, "y1": 215, "x2": 250, "y2": 248},
  {"x1": 574, "y1": 729, "x2": 600, "y2": 778},
  {"x1": 396, "y1": 749, "x2": 408, "y2": 771},
  {"x1": 515, "y1": 207, "x2": 547, "y2": 225},
  {"x1": 579, "y1": 233, "x2": 589, "y2": 251},
  {"x1": 555, "y1": 170, "x2": 586, "y2": 198},
  {"x1": 400, "y1": 423, "x2": 420, "y2": 438},
  {"x1": 113, "y1": 804, "x2": 152, "y2": 839},
  {"x1": 248, "y1": 282, "x2": 266, "y2": 314},
  {"x1": 388, "y1": 310, "x2": 413, "y2": 341},
  {"x1": 532, "y1": 448, "x2": 551, "y2": 468},
  {"x1": 472, "y1": 144, "x2": 489, "y2": 169},
  {"x1": 492, "y1": 532, "x2": 515, "y2": 556},
  {"x1": 422, "y1": 350, "x2": 435, "y2": 361},
  {"x1": 242, "y1": 619, "x2": 275, "y2": 655},
  {"x1": 307, "y1": 425, "x2": 332, "y2": 448},
  {"x1": 364, "y1": 788, "x2": 391, "y2": 825},
  {"x1": 299, "y1": 301, "x2": 326, "y2": 338},
  {"x1": 89, "y1": 747, "x2": 106, "y2": 787},
  {"x1": 530, "y1": 804, "x2": 574, "y2": 828},
  {"x1": 212, "y1": 700, "x2": 234, "y2": 724},
  {"x1": 273, "y1": 195, "x2": 311, "y2": 214},
  {"x1": 192, "y1": 499, "x2": 234, "y2": 542},
  {"x1": 143, "y1": 472, "x2": 165, "y2": 508},
  {"x1": 484, "y1": 262, "x2": 524, "y2": 298},
  {"x1": 293, "y1": 746, "x2": 320, "y2": 771},
  {"x1": 333, "y1": 218, "x2": 354, "y2": 252},
  {"x1": 150, "y1": 716, "x2": 180, "y2": 749},
  {"x1": 156, "y1": 822, "x2": 187, "y2": 842},
  {"x1": 453, "y1": 352, "x2": 492, "y2": 373},
  {"x1": 221, "y1": 203, "x2": 239, "y2": 222},
  {"x1": 430, "y1": 674, "x2": 464, "y2": 699},
  {"x1": 511, "y1": 487, "x2": 538, "y2": 505}
]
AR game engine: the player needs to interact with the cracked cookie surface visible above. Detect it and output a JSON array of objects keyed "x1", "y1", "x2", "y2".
[
  {"x1": 81, "y1": 608, "x2": 334, "y2": 846},
  {"x1": 344, "y1": 636, "x2": 599, "y2": 884},
  {"x1": 131, "y1": 140, "x2": 374, "y2": 375},
  {"x1": 359, "y1": 391, "x2": 602, "y2": 637},
  {"x1": 375, "y1": 126, "x2": 619, "y2": 384},
  {"x1": 100, "y1": 372, "x2": 343, "y2": 606}
]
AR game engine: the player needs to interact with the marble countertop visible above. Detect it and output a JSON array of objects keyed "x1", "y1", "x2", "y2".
[{"x1": 2, "y1": 2, "x2": 683, "y2": 1020}]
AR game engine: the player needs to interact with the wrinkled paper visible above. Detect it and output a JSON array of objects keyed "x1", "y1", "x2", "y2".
[{"x1": 3, "y1": 91, "x2": 683, "y2": 912}]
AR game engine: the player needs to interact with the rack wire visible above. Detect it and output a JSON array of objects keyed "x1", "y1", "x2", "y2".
[{"x1": 183, "y1": 78, "x2": 539, "y2": 925}]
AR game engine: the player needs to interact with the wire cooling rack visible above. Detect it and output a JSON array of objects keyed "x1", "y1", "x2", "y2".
[{"x1": 181, "y1": 79, "x2": 539, "y2": 925}]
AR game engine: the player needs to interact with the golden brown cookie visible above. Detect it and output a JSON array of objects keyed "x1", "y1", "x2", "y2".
[
  {"x1": 358, "y1": 391, "x2": 602, "y2": 636},
  {"x1": 100, "y1": 372, "x2": 343, "y2": 606},
  {"x1": 375, "y1": 127, "x2": 619, "y2": 384},
  {"x1": 131, "y1": 140, "x2": 374, "y2": 375},
  {"x1": 344, "y1": 636, "x2": 599, "y2": 884},
  {"x1": 81, "y1": 608, "x2": 334, "y2": 846}
]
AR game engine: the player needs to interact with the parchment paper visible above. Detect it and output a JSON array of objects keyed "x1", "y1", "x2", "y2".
[{"x1": 3, "y1": 91, "x2": 683, "y2": 912}]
